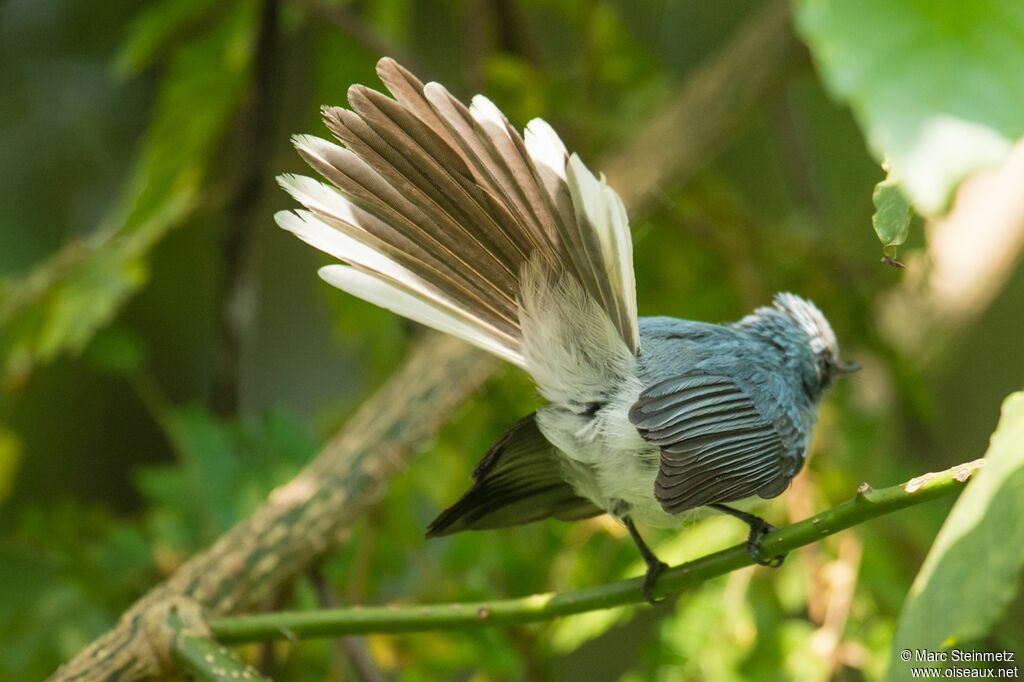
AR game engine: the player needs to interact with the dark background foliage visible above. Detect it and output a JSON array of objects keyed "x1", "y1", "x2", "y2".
[{"x1": 2, "y1": 0, "x2": 1022, "y2": 679}]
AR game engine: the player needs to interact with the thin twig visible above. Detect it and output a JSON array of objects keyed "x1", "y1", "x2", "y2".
[
  {"x1": 603, "y1": 0, "x2": 803, "y2": 209},
  {"x1": 309, "y1": 567, "x2": 387, "y2": 682},
  {"x1": 256, "y1": 580, "x2": 294, "y2": 676},
  {"x1": 210, "y1": 460, "x2": 983, "y2": 644}
]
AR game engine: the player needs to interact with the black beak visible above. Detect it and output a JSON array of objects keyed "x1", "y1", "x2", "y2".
[{"x1": 835, "y1": 359, "x2": 861, "y2": 375}]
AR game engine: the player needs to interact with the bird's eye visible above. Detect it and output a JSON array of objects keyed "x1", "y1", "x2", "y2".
[{"x1": 816, "y1": 353, "x2": 830, "y2": 378}]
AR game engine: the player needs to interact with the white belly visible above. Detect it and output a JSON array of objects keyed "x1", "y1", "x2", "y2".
[{"x1": 533, "y1": 375, "x2": 689, "y2": 529}]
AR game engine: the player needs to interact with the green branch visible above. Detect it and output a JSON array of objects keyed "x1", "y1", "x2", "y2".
[
  {"x1": 209, "y1": 459, "x2": 984, "y2": 644},
  {"x1": 162, "y1": 603, "x2": 272, "y2": 682}
]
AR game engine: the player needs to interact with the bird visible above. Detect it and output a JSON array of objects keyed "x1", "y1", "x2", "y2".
[{"x1": 275, "y1": 57, "x2": 859, "y2": 602}]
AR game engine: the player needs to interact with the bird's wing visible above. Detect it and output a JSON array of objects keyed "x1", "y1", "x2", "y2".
[
  {"x1": 278, "y1": 57, "x2": 639, "y2": 366},
  {"x1": 426, "y1": 413, "x2": 603, "y2": 536},
  {"x1": 629, "y1": 374, "x2": 797, "y2": 513}
]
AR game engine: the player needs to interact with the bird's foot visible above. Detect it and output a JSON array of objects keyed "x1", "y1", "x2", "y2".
[
  {"x1": 624, "y1": 515, "x2": 670, "y2": 604},
  {"x1": 744, "y1": 517, "x2": 787, "y2": 567},
  {"x1": 709, "y1": 504, "x2": 787, "y2": 567},
  {"x1": 641, "y1": 556, "x2": 669, "y2": 605}
]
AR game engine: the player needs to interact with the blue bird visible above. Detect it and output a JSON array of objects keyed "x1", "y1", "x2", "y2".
[{"x1": 277, "y1": 58, "x2": 859, "y2": 602}]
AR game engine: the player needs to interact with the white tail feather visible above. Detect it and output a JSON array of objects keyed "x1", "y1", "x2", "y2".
[
  {"x1": 566, "y1": 154, "x2": 640, "y2": 353},
  {"x1": 318, "y1": 265, "x2": 524, "y2": 366},
  {"x1": 277, "y1": 210, "x2": 523, "y2": 365},
  {"x1": 524, "y1": 119, "x2": 568, "y2": 178},
  {"x1": 277, "y1": 172, "x2": 359, "y2": 227},
  {"x1": 469, "y1": 95, "x2": 508, "y2": 134},
  {"x1": 275, "y1": 207, "x2": 412, "y2": 286}
]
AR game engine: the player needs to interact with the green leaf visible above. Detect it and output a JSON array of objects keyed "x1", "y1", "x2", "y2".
[
  {"x1": 82, "y1": 325, "x2": 146, "y2": 376},
  {"x1": 137, "y1": 407, "x2": 316, "y2": 546},
  {"x1": 794, "y1": 0, "x2": 1024, "y2": 216},
  {"x1": 113, "y1": 0, "x2": 221, "y2": 77},
  {"x1": 871, "y1": 171, "x2": 913, "y2": 261},
  {"x1": 889, "y1": 392, "x2": 1024, "y2": 677},
  {"x1": 0, "y1": 0, "x2": 256, "y2": 388},
  {"x1": 164, "y1": 405, "x2": 242, "y2": 538}
]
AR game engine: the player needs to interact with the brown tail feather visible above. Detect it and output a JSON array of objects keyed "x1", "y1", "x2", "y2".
[{"x1": 277, "y1": 57, "x2": 640, "y2": 366}]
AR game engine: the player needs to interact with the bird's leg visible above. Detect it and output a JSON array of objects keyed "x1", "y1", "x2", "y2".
[
  {"x1": 709, "y1": 504, "x2": 787, "y2": 567},
  {"x1": 623, "y1": 516, "x2": 669, "y2": 604}
]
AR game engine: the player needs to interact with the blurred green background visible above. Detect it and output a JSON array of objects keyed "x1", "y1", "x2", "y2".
[{"x1": 2, "y1": 0, "x2": 1023, "y2": 680}]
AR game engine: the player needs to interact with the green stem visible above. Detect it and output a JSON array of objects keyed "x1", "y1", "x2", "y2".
[
  {"x1": 170, "y1": 612, "x2": 272, "y2": 682},
  {"x1": 211, "y1": 459, "x2": 984, "y2": 644},
  {"x1": 153, "y1": 598, "x2": 273, "y2": 682}
]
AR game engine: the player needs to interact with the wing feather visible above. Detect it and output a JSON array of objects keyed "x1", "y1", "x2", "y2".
[{"x1": 630, "y1": 374, "x2": 794, "y2": 513}]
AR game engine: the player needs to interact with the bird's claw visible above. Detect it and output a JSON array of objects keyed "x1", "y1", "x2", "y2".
[
  {"x1": 642, "y1": 558, "x2": 669, "y2": 605},
  {"x1": 745, "y1": 518, "x2": 787, "y2": 567}
]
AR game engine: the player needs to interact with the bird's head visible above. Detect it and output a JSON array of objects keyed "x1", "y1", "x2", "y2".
[{"x1": 771, "y1": 292, "x2": 860, "y2": 391}]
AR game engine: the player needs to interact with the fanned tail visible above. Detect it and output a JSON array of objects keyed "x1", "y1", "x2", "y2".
[{"x1": 277, "y1": 57, "x2": 639, "y2": 368}]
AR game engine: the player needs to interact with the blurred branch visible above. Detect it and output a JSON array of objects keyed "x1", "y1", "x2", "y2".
[
  {"x1": 604, "y1": 0, "x2": 804, "y2": 209},
  {"x1": 213, "y1": 0, "x2": 280, "y2": 414},
  {"x1": 49, "y1": 5, "x2": 810, "y2": 679},
  {"x1": 309, "y1": 567, "x2": 386, "y2": 682},
  {"x1": 210, "y1": 460, "x2": 984, "y2": 642},
  {"x1": 285, "y1": 0, "x2": 426, "y2": 76},
  {"x1": 255, "y1": 580, "x2": 294, "y2": 676},
  {"x1": 809, "y1": 533, "x2": 863, "y2": 674}
]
